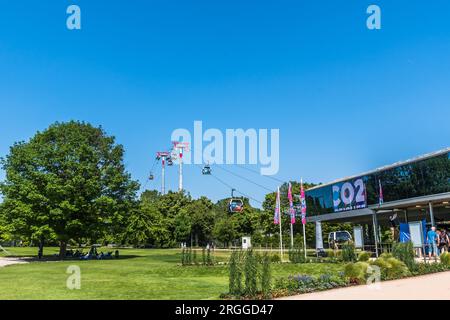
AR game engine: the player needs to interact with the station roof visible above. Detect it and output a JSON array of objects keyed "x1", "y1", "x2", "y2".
[{"x1": 307, "y1": 147, "x2": 450, "y2": 192}]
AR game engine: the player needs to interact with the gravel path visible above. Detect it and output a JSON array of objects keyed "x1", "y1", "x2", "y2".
[
  {"x1": 278, "y1": 271, "x2": 450, "y2": 300},
  {"x1": 0, "y1": 257, "x2": 29, "y2": 268}
]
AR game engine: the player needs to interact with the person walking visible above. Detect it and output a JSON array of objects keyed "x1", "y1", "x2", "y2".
[
  {"x1": 438, "y1": 229, "x2": 449, "y2": 255},
  {"x1": 426, "y1": 226, "x2": 438, "y2": 258}
]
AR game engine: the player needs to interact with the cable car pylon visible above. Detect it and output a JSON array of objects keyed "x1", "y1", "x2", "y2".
[{"x1": 156, "y1": 151, "x2": 171, "y2": 195}]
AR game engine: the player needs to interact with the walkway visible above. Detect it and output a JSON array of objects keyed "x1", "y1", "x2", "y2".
[
  {"x1": 278, "y1": 271, "x2": 450, "y2": 300},
  {"x1": 0, "y1": 257, "x2": 29, "y2": 268}
]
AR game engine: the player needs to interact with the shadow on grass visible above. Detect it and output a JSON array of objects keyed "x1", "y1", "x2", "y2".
[{"x1": 2, "y1": 254, "x2": 142, "y2": 262}]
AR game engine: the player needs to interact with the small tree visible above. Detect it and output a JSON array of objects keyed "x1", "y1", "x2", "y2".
[
  {"x1": 244, "y1": 250, "x2": 258, "y2": 297},
  {"x1": 193, "y1": 249, "x2": 198, "y2": 265},
  {"x1": 206, "y1": 248, "x2": 214, "y2": 265},
  {"x1": 202, "y1": 248, "x2": 206, "y2": 266},
  {"x1": 228, "y1": 250, "x2": 240, "y2": 295},
  {"x1": 342, "y1": 243, "x2": 357, "y2": 262},
  {"x1": 187, "y1": 247, "x2": 192, "y2": 265},
  {"x1": 392, "y1": 242, "x2": 416, "y2": 271},
  {"x1": 181, "y1": 247, "x2": 185, "y2": 265},
  {"x1": 261, "y1": 252, "x2": 272, "y2": 298}
]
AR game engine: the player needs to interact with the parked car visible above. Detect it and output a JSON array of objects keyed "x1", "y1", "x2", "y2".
[{"x1": 328, "y1": 231, "x2": 352, "y2": 249}]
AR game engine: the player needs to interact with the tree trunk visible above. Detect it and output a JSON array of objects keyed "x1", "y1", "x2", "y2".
[{"x1": 59, "y1": 241, "x2": 67, "y2": 259}]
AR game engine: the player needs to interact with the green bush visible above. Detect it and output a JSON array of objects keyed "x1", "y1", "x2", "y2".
[
  {"x1": 261, "y1": 252, "x2": 272, "y2": 298},
  {"x1": 186, "y1": 247, "x2": 192, "y2": 264},
  {"x1": 342, "y1": 243, "x2": 357, "y2": 262},
  {"x1": 193, "y1": 249, "x2": 198, "y2": 265},
  {"x1": 325, "y1": 249, "x2": 335, "y2": 258},
  {"x1": 289, "y1": 246, "x2": 306, "y2": 263},
  {"x1": 392, "y1": 242, "x2": 416, "y2": 271},
  {"x1": 379, "y1": 252, "x2": 393, "y2": 259},
  {"x1": 273, "y1": 273, "x2": 348, "y2": 295},
  {"x1": 440, "y1": 252, "x2": 450, "y2": 266},
  {"x1": 385, "y1": 257, "x2": 410, "y2": 279},
  {"x1": 358, "y1": 251, "x2": 371, "y2": 262},
  {"x1": 270, "y1": 253, "x2": 281, "y2": 263},
  {"x1": 344, "y1": 262, "x2": 369, "y2": 283},
  {"x1": 244, "y1": 250, "x2": 258, "y2": 296},
  {"x1": 228, "y1": 250, "x2": 243, "y2": 295},
  {"x1": 206, "y1": 248, "x2": 214, "y2": 265},
  {"x1": 370, "y1": 256, "x2": 410, "y2": 280},
  {"x1": 202, "y1": 248, "x2": 206, "y2": 265},
  {"x1": 415, "y1": 261, "x2": 449, "y2": 275}
]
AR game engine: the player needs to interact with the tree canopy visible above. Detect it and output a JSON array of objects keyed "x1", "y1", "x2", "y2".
[
  {"x1": 0, "y1": 121, "x2": 352, "y2": 256},
  {"x1": 0, "y1": 121, "x2": 139, "y2": 257}
]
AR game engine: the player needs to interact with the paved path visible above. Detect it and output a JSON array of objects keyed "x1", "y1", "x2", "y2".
[
  {"x1": 0, "y1": 257, "x2": 29, "y2": 268},
  {"x1": 278, "y1": 271, "x2": 450, "y2": 300}
]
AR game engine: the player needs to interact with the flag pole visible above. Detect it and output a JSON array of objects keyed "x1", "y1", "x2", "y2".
[
  {"x1": 302, "y1": 222, "x2": 307, "y2": 260},
  {"x1": 274, "y1": 186, "x2": 283, "y2": 261},
  {"x1": 290, "y1": 223, "x2": 294, "y2": 248},
  {"x1": 288, "y1": 182, "x2": 294, "y2": 249},
  {"x1": 301, "y1": 178, "x2": 307, "y2": 260},
  {"x1": 279, "y1": 212, "x2": 283, "y2": 261}
]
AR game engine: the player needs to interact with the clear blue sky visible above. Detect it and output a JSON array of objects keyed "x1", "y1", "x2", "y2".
[{"x1": 0, "y1": 1, "x2": 449, "y2": 206}]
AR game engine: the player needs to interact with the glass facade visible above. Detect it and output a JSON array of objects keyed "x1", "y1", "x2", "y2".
[{"x1": 306, "y1": 152, "x2": 450, "y2": 217}]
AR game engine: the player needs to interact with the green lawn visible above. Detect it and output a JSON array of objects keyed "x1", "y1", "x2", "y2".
[{"x1": 0, "y1": 247, "x2": 343, "y2": 300}]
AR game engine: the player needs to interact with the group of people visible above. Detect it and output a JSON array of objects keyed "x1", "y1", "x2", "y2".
[{"x1": 427, "y1": 226, "x2": 449, "y2": 258}]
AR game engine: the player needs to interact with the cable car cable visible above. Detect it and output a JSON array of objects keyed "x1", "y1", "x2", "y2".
[
  {"x1": 205, "y1": 169, "x2": 264, "y2": 205},
  {"x1": 212, "y1": 164, "x2": 274, "y2": 193},
  {"x1": 233, "y1": 164, "x2": 286, "y2": 184}
]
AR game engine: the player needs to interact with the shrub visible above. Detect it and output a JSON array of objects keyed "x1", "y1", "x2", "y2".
[
  {"x1": 379, "y1": 252, "x2": 393, "y2": 259},
  {"x1": 273, "y1": 273, "x2": 348, "y2": 295},
  {"x1": 202, "y1": 248, "x2": 206, "y2": 265},
  {"x1": 206, "y1": 248, "x2": 213, "y2": 265},
  {"x1": 228, "y1": 250, "x2": 243, "y2": 295},
  {"x1": 244, "y1": 250, "x2": 258, "y2": 296},
  {"x1": 344, "y1": 262, "x2": 369, "y2": 283},
  {"x1": 325, "y1": 249, "x2": 335, "y2": 258},
  {"x1": 342, "y1": 243, "x2": 357, "y2": 262},
  {"x1": 440, "y1": 252, "x2": 450, "y2": 266},
  {"x1": 193, "y1": 249, "x2": 198, "y2": 265},
  {"x1": 370, "y1": 256, "x2": 410, "y2": 280},
  {"x1": 261, "y1": 252, "x2": 271, "y2": 298},
  {"x1": 186, "y1": 247, "x2": 192, "y2": 264},
  {"x1": 392, "y1": 242, "x2": 416, "y2": 271},
  {"x1": 415, "y1": 261, "x2": 449, "y2": 275},
  {"x1": 289, "y1": 246, "x2": 306, "y2": 263},
  {"x1": 270, "y1": 253, "x2": 281, "y2": 263},
  {"x1": 385, "y1": 257, "x2": 410, "y2": 279},
  {"x1": 358, "y1": 251, "x2": 371, "y2": 262}
]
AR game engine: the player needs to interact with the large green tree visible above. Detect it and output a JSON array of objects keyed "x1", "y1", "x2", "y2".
[{"x1": 0, "y1": 121, "x2": 139, "y2": 258}]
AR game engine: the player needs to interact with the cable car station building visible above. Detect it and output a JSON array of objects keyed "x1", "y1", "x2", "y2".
[{"x1": 305, "y1": 148, "x2": 450, "y2": 253}]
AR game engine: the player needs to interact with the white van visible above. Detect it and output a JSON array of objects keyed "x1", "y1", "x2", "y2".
[{"x1": 328, "y1": 231, "x2": 352, "y2": 248}]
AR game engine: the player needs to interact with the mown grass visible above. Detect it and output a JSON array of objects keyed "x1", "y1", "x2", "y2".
[{"x1": 0, "y1": 247, "x2": 343, "y2": 300}]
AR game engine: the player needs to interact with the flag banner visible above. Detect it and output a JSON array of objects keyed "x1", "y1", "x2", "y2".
[
  {"x1": 274, "y1": 187, "x2": 281, "y2": 224},
  {"x1": 378, "y1": 179, "x2": 384, "y2": 206},
  {"x1": 300, "y1": 182, "x2": 307, "y2": 225},
  {"x1": 288, "y1": 182, "x2": 295, "y2": 224}
]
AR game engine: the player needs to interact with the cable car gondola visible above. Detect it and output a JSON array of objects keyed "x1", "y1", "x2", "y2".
[
  {"x1": 228, "y1": 188, "x2": 244, "y2": 213},
  {"x1": 149, "y1": 173, "x2": 154, "y2": 180},
  {"x1": 202, "y1": 164, "x2": 211, "y2": 175},
  {"x1": 167, "y1": 157, "x2": 174, "y2": 166}
]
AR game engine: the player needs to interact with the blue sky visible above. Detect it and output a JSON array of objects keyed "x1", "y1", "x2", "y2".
[{"x1": 0, "y1": 0, "x2": 449, "y2": 206}]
